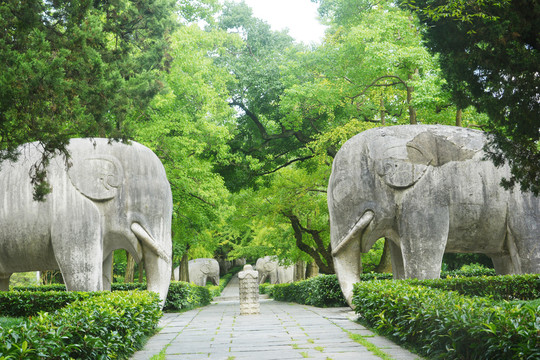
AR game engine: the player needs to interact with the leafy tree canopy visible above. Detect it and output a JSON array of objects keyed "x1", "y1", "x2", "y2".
[{"x1": 0, "y1": 0, "x2": 177, "y2": 199}]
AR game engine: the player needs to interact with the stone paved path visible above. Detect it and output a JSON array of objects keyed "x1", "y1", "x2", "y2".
[{"x1": 131, "y1": 275, "x2": 422, "y2": 360}]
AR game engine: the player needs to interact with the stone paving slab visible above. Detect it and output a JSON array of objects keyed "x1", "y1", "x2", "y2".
[{"x1": 131, "y1": 275, "x2": 423, "y2": 360}]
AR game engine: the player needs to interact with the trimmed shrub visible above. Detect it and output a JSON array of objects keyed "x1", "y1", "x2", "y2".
[
  {"x1": 409, "y1": 274, "x2": 540, "y2": 300},
  {"x1": 263, "y1": 275, "x2": 347, "y2": 307},
  {"x1": 163, "y1": 281, "x2": 211, "y2": 311},
  {"x1": 3, "y1": 281, "x2": 213, "y2": 316},
  {"x1": 0, "y1": 290, "x2": 161, "y2": 359},
  {"x1": 352, "y1": 278, "x2": 540, "y2": 359}
]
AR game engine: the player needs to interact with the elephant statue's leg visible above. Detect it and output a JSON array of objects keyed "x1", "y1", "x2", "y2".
[
  {"x1": 0, "y1": 273, "x2": 11, "y2": 291},
  {"x1": 102, "y1": 251, "x2": 114, "y2": 291},
  {"x1": 388, "y1": 240, "x2": 405, "y2": 279},
  {"x1": 507, "y1": 195, "x2": 540, "y2": 274},
  {"x1": 399, "y1": 203, "x2": 449, "y2": 279},
  {"x1": 489, "y1": 253, "x2": 520, "y2": 275},
  {"x1": 51, "y1": 206, "x2": 103, "y2": 291}
]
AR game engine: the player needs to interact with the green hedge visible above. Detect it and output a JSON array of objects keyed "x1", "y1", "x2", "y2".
[
  {"x1": 352, "y1": 277, "x2": 540, "y2": 359},
  {"x1": 6, "y1": 281, "x2": 212, "y2": 315},
  {"x1": 0, "y1": 291, "x2": 92, "y2": 317},
  {"x1": 261, "y1": 275, "x2": 348, "y2": 307},
  {"x1": 409, "y1": 274, "x2": 540, "y2": 300},
  {"x1": 0, "y1": 290, "x2": 161, "y2": 359},
  {"x1": 163, "y1": 281, "x2": 211, "y2": 311}
]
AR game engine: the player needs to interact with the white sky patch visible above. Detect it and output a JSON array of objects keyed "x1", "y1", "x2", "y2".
[{"x1": 232, "y1": 0, "x2": 327, "y2": 44}]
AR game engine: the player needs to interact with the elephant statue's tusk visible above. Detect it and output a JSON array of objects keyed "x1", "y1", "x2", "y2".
[
  {"x1": 131, "y1": 223, "x2": 171, "y2": 263},
  {"x1": 332, "y1": 210, "x2": 374, "y2": 256}
]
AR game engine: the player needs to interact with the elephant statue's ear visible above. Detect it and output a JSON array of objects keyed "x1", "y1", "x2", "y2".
[
  {"x1": 264, "y1": 262, "x2": 277, "y2": 272},
  {"x1": 375, "y1": 131, "x2": 476, "y2": 189},
  {"x1": 201, "y1": 262, "x2": 211, "y2": 275},
  {"x1": 375, "y1": 132, "x2": 437, "y2": 189},
  {"x1": 68, "y1": 156, "x2": 124, "y2": 201},
  {"x1": 376, "y1": 159, "x2": 428, "y2": 189}
]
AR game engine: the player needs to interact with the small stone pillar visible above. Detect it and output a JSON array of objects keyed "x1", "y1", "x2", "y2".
[{"x1": 238, "y1": 264, "x2": 260, "y2": 315}]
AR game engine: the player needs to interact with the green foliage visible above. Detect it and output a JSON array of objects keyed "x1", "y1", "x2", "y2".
[
  {"x1": 225, "y1": 166, "x2": 334, "y2": 271},
  {"x1": 442, "y1": 253, "x2": 494, "y2": 271},
  {"x1": 0, "y1": 317, "x2": 24, "y2": 328},
  {"x1": 0, "y1": 291, "x2": 161, "y2": 359},
  {"x1": 0, "y1": 0, "x2": 178, "y2": 199},
  {"x1": 132, "y1": 22, "x2": 238, "y2": 262},
  {"x1": 262, "y1": 275, "x2": 347, "y2": 307},
  {"x1": 163, "y1": 282, "x2": 212, "y2": 311},
  {"x1": 353, "y1": 275, "x2": 540, "y2": 359},
  {"x1": 361, "y1": 238, "x2": 385, "y2": 272},
  {"x1": 0, "y1": 290, "x2": 91, "y2": 317},
  {"x1": 8, "y1": 272, "x2": 40, "y2": 287},
  {"x1": 409, "y1": 274, "x2": 540, "y2": 301},
  {"x1": 8, "y1": 281, "x2": 216, "y2": 314}
]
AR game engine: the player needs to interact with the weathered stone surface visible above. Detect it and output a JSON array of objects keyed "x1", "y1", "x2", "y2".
[
  {"x1": 0, "y1": 139, "x2": 173, "y2": 305},
  {"x1": 328, "y1": 125, "x2": 540, "y2": 306},
  {"x1": 255, "y1": 256, "x2": 295, "y2": 284},
  {"x1": 238, "y1": 264, "x2": 260, "y2": 315}
]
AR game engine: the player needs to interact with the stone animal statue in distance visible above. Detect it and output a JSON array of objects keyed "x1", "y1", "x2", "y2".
[
  {"x1": 328, "y1": 125, "x2": 540, "y2": 306},
  {"x1": 0, "y1": 139, "x2": 173, "y2": 306},
  {"x1": 255, "y1": 256, "x2": 295, "y2": 284},
  {"x1": 185, "y1": 258, "x2": 220, "y2": 286}
]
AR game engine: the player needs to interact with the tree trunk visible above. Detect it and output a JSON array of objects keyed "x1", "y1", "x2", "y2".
[
  {"x1": 305, "y1": 262, "x2": 319, "y2": 278},
  {"x1": 124, "y1": 250, "x2": 135, "y2": 283},
  {"x1": 110, "y1": 250, "x2": 115, "y2": 284},
  {"x1": 380, "y1": 98, "x2": 386, "y2": 125},
  {"x1": 407, "y1": 69, "x2": 418, "y2": 124},
  {"x1": 294, "y1": 261, "x2": 306, "y2": 281},
  {"x1": 456, "y1": 108, "x2": 463, "y2": 127},
  {"x1": 138, "y1": 260, "x2": 144, "y2": 283},
  {"x1": 284, "y1": 212, "x2": 335, "y2": 274},
  {"x1": 375, "y1": 238, "x2": 393, "y2": 273},
  {"x1": 179, "y1": 251, "x2": 190, "y2": 282}
]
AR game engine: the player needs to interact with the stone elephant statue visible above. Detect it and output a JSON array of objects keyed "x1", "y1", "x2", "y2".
[
  {"x1": 178, "y1": 258, "x2": 219, "y2": 286},
  {"x1": 0, "y1": 139, "x2": 173, "y2": 305},
  {"x1": 255, "y1": 256, "x2": 295, "y2": 284},
  {"x1": 328, "y1": 125, "x2": 540, "y2": 306}
]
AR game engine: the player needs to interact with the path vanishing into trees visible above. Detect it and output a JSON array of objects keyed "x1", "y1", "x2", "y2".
[{"x1": 131, "y1": 276, "x2": 422, "y2": 360}]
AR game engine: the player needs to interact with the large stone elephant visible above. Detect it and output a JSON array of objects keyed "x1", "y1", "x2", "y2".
[
  {"x1": 0, "y1": 139, "x2": 173, "y2": 305},
  {"x1": 255, "y1": 256, "x2": 294, "y2": 284},
  {"x1": 328, "y1": 125, "x2": 540, "y2": 306},
  {"x1": 176, "y1": 258, "x2": 220, "y2": 286}
]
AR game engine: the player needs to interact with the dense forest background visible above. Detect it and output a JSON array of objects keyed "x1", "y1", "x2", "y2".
[{"x1": 1, "y1": 0, "x2": 538, "y2": 284}]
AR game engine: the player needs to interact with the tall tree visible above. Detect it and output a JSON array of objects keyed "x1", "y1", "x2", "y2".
[
  {"x1": 131, "y1": 23, "x2": 238, "y2": 267},
  {"x1": 401, "y1": 0, "x2": 540, "y2": 194},
  {"x1": 0, "y1": 0, "x2": 177, "y2": 199}
]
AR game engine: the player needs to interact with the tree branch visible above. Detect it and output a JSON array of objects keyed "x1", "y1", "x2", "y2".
[
  {"x1": 255, "y1": 155, "x2": 314, "y2": 176},
  {"x1": 282, "y1": 212, "x2": 334, "y2": 273}
]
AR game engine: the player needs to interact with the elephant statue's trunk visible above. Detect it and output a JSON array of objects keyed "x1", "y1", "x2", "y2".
[
  {"x1": 131, "y1": 222, "x2": 171, "y2": 306},
  {"x1": 131, "y1": 223, "x2": 170, "y2": 263},
  {"x1": 332, "y1": 210, "x2": 374, "y2": 256},
  {"x1": 332, "y1": 210, "x2": 374, "y2": 308}
]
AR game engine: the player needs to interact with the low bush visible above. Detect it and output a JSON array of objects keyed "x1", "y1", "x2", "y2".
[
  {"x1": 0, "y1": 290, "x2": 91, "y2": 317},
  {"x1": 262, "y1": 275, "x2": 348, "y2": 307},
  {"x1": 352, "y1": 278, "x2": 540, "y2": 359},
  {"x1": 162, "y1": 281, "x2": 212, "y2": 312},
  {"x1": 0, "y1": 290, "x2": 161, "y2": 359},
  {"x1": 409, "y1": 274, "x2": 540, "y2": 300},
  {"x1": 7, "y1": 281, "x2": 213, "y2": 314}
]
